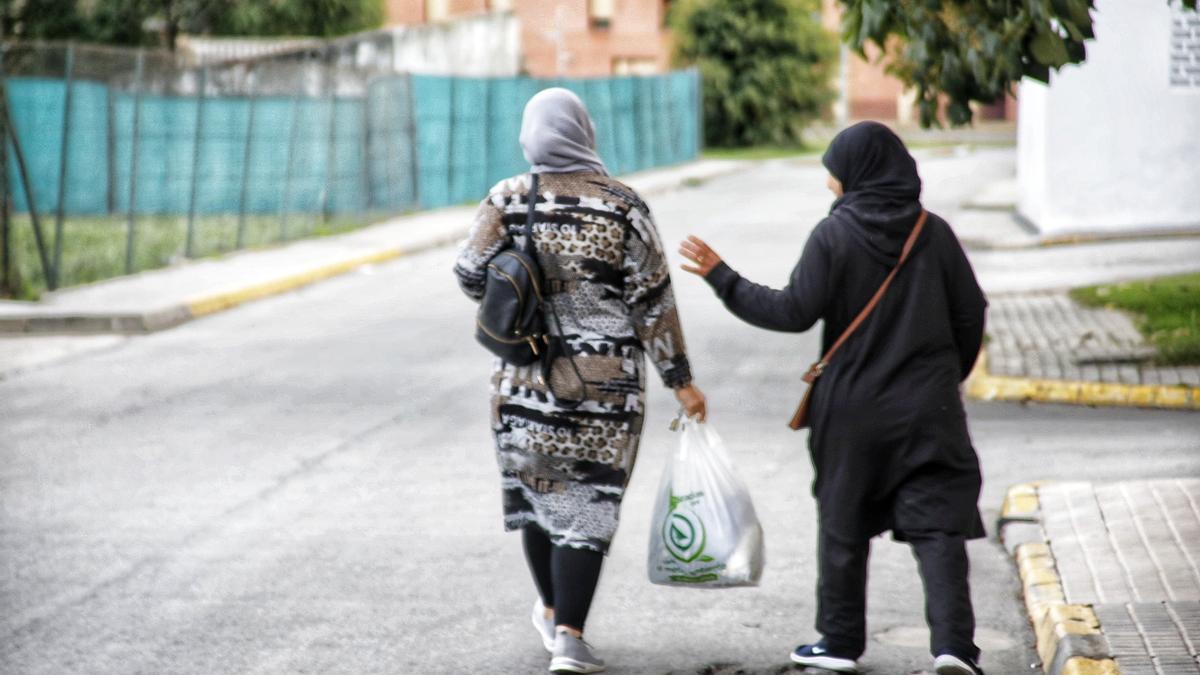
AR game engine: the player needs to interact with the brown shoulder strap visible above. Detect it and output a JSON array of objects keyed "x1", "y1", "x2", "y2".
[{"x1": 802, "y1": 209, "x2": 928, "y2": 382}]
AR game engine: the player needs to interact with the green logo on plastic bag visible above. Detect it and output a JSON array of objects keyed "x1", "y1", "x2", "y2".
[{"x1": 664, "y1": 492, "x2": 707, "y2": 563}]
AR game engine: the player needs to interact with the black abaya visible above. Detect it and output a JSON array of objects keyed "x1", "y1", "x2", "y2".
[{"x1": 704, "y1": 122, "x2": 987, "y2": 543}]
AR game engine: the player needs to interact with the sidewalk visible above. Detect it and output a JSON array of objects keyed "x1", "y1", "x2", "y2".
[
  {"x1": 1000, "y1": 481, "x2": 1200, "y2": 675},
  {"x1": 0, "y1": 159, "x2": 745, "y2": 335},
  {"x1": 956, "y1": 182, "x2": 1200, "y2": 411}
]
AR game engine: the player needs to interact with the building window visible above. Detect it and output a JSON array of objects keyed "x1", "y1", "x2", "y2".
[
  {"x1": 614, "y1": 57, "x2": 658, "y2": 75},
  {"x1": 426, "y1": 0, "x2": 450, "y2": 22},
  {"x1": 590, "y1": 0, "x2": 614, "y2": 28}
]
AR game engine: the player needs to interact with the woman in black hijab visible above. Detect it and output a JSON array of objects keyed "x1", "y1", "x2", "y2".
[{"x1": 679, "y1": 122, "x2": 987, "y2": 675}]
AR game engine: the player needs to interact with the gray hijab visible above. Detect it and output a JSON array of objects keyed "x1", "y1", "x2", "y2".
[{"x1": 519, "y1": 88, "x2": 609, "y2": 176}]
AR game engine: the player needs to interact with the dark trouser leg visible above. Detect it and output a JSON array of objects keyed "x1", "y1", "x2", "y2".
[
  {"x1": 551, "y1": 545, "x2": 604, "y2": 632},
  {"x1": 908, "y1": 531, "x2": 979, "y2": 660},
  {"x1": 816, "y1": 528, "x2": 871, "y2": 658},
  {"x1": 522, "y1": 525, "x2": 555, "y2": 608}
]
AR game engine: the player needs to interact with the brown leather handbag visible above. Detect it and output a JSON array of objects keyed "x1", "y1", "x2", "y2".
[{"x1": 788, "y1": 210, "x2": 928, "y2": 430}]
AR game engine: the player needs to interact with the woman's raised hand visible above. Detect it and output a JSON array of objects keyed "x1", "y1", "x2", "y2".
[{"x1": 678, "y1": 236, "x2": 723, "y2": 277}]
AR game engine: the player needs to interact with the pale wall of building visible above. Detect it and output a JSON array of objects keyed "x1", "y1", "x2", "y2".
[
  {"x1": 1017, "y1": 0, "x2": 1200, "y2": 235},
  {"x1": 391, "y1": 11, "x2": 520, "y2": 75}
]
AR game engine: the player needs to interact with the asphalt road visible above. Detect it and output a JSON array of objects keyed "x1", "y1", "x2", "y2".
[{"x1": 3, "y1": 149, "x2": 1199, "y2": 674}]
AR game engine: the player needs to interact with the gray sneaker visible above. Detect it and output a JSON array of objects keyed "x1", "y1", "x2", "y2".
[
  {"x1": 531, "y1": 598, "x2": 555, "y2": 652},
  {"x1": 549, "y1": 630, "x2": 606, "y2": 673}
]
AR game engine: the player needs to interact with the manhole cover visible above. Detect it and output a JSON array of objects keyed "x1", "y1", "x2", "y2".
[{"x1": 873, "y1": 625, "x2": 1017, "y2": 651}]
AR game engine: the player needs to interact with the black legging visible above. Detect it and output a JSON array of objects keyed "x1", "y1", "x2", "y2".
[{"x1": 522, "y1": 525, "x2": 604, "y2": 632}]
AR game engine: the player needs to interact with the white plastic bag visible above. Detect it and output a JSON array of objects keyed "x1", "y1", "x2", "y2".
[{"x1": 647, "y1": 418, "x2": 765, "y2": 588}]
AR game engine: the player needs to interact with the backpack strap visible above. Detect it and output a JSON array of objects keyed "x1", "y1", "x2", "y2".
[{"x1": 524, "y1": 174, "x2": 539, "y2": 257}]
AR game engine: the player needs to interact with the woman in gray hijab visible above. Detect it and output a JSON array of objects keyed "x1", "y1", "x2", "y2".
[{"x1": 455, "y1": 88, "x2": 706, "y2": 673}]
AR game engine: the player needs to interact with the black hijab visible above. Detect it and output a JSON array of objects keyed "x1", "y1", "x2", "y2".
[{"x1": 822, "y1": 121, "x2": 924, "y2": 266}]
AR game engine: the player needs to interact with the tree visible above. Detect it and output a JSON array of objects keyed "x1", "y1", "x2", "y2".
[
  {"x1": 838, "y1": 0, "x2": 1199, "y2": 128},
  {"x1": 59, "y1": 0, "x2": 383, "y2": 49},
  {"x1": 671, "y1": 0, "x2": 838, "y2": 147},
  {"x1": 1, "y1": 0, "x2": 89, "y2": 40},
  {"x1": 209, "y1": 0, "x2": 383, "y2": 39},
  {"x1": 87, "y1": 0, "x2": 225, "y2": 49}
]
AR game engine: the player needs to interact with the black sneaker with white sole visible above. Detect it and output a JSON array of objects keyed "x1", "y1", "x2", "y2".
[
  {"x1": 789, "y1": 639, "x2": 859, "y2": 673},
  {"x1": 934, "y1": 652, "x2": 984, "y2": 675}
]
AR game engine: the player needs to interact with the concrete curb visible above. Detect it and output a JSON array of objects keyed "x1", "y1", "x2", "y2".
[
  {"x1": 999, "y1": 483, "x2": 1121, "y2": 675},
  {"x1": 1037, "y1": 227, "x2": 1200, "y2": 248},
  {"x1": 0, "y1": 237, "x2": 456, "y2": 336},
  {"x1": 957, "y1": 214, "x2": 1200, "y2": 252},
  {"x1": 966, "y1": 352, "x2": 1200, "y2": 411},
  {"x1": 186, "y1": 246, "x2": 411, "y2": 318}
]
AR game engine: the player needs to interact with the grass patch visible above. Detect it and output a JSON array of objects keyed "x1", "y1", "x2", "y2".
[
  {"x1": 701, "y1": 145, "x2": 818, "y2": 161},
  {"x1": 1070, "y1": 272, "x2": 1200, "y2": 366},
  {"x1": 2, "y1": 212, "x2": 371, "y2": 300}
]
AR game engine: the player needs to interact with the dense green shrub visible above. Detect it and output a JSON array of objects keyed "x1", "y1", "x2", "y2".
[{"x1": 670, "y1": 0, "x2": 837, "y2": 148}]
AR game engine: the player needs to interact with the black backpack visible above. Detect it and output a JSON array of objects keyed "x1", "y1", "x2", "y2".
[
  {"x1": 474, "y1": 174, "x2": 587, "y2": 405},
  {"x1": 475, "y1": 174, "x2": 547, "y2": 366}
]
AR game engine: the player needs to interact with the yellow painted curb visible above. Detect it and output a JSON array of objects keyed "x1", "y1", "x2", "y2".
[
  {"x1": 1060, "y1": 657, "x2": 1121, "y2": 675},
  {"x1": 966, "y1": 351, "x2": 1200, "y2": 411},
  {"x1": 1001, "y1": 482, "x2": 1041, "y2": 521},
  {"x1": 1034, "y1": 605, "x2": 1107, "y2": 673},
  {"x1": 1016, "y1": 542, "x2": 1065, "y2": 626},
  {"x1": 1009, "y1": 490, "x2": 1118, "y2": 674},
  {"x1": 185, "y1": 248, "x2": 405, "y2": 318}
]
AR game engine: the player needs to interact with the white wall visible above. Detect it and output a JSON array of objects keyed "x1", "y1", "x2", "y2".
[
  {"x1": 181, "y1": 14, "x2": 521, "y2": 78},
  {"x1": 1017, "y1": 0, "x2": 1200, "y2": 236},
  {"x1": 391, "y1": 12, "x2": 521, "y2": 76}
]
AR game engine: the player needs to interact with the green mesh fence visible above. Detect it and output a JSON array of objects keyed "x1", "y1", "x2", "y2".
[{"x1": 0, "y1": 41, "x2": 700, "y2": 298}]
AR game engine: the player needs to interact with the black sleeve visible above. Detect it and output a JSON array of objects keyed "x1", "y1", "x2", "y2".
[
  {"x1": 703, "y1": 229, "x2": 831, "y2": 333},
  {"x1": 943, "y1": 227, "x2": 987, "y2": 380}
]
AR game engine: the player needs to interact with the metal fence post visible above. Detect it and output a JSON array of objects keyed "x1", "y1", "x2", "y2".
[
  {"x1": 0, "y1": 45, "x2": 10, "y2": 295},
  {"x1": 404, "y1": 72, "x2": 420, "y2": 210},
  {"x1": 321, "y1": 47, "x2": 337, "y2": 226},
  {"x1": 693, "y1": 68, "x2": 703, "y2": 157},
  {"x1": 384, "y1": 38, "x2": 397, "y2": 210},
  {"x1": 0, "y1": 66, "x2": 8, "y2": 297},
  {"x1": 52, "y1": 42, "x2": 76, "y2": 290},
  {"x1": 106, "y1": 71, "x2": 116, "y2": 214},
  {"x1": 185, "y1": 62, "x2": 207, "y2": 258},
  {"x1": 360, "y1": 74, "x2": 371, "y2": 218},
  {"x1": 380, "y1": 78, "x2": 397, "y2": 211},
  {"x1": 236, "y1": 66, "x2": 258, "y2": 249},
  {"x1": 0, "y1": 47, "x2": 54, "y2": 290},
  {"x1": 481, "y1": 77, "x2": 491, "y2": 196},
  {"x1": 279, "y1": 52, "x2": 306, "y2": 242},
  {"x1": 125, "y1": 49, "x2": 145, "y2": 275},
  {"x1": 446, "y1": 76, "x2": 456, "y2": 207},
  {"x1": 608, "y1": 76, "x2": 622, "y2": 174},
  {"x1": 664, "y1": 74, "x2": 678, "y2": 163}
]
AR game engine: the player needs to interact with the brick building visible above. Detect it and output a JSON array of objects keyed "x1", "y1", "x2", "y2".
[{"x1": 383, "y1": 0, "x2": 671, "y2": 77}]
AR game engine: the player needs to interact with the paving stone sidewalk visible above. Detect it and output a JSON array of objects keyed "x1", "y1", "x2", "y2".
[
  {"x1": 985, "y1": 291, "x2": 1200, "y2": 387},
  {"x1": 1039, "y1": 481, "x2": 1200, "y2": 673}
]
